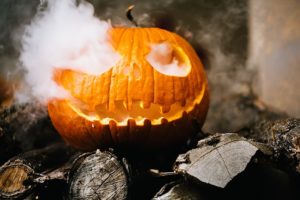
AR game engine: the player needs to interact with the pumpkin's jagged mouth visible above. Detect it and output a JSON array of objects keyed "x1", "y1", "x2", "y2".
[
  {"x1": 66, "y1": 85, "x2": 206, "y2": 126},
  {"x1": 52, "y1": 40, "x2": 204, "y2": 126}
]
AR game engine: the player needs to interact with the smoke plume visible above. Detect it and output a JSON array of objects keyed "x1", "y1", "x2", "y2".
[{"x1": 18, "y1": 0, "x2": 120, "y2": 103}]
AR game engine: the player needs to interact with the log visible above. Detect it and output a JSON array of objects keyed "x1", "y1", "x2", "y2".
[
  {"x1": 153, "y1": 181, "x2": 207, "y2": 200},
  {"x1": 241, "y1": 118, "x2": 300, "y2": 174},
  {"x1": 155, "y1": 162, "x2": 299, "y2": 200},
  {"x1": 129, "y1": 169, "x2": 180, "y2": 200},
  {"x1": 0, "y1": 142, "x2": 76, "y2": 199},
  {"x1": 68, "y1": 150, "x2": 129, "y2": 200},
  {"x1": 157, "y1": 133, "x2": 299, "y2": 199},
  {"x1": 173, "y1": 133, "x2": 272, "y2": 188}
]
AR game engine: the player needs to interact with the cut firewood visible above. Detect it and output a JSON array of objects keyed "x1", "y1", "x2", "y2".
[
  {"x1": 0, "y1": 142, "x2": 76, "y2": 199},
  {"x1": 242, "y1": 118, "x2": 300, "y2": 174},
  {"x1": 173, "y1": 133, "x2": 271, "y2": 188},
  {"x1": 68, "y1": 150, "x2": 129, "y2": 200},
  {"x1": 155, "y1": 162, "x2": 299, "y2": 200},
  {"x1": 152, "y1": 181, "x2": 206, "y2": 200}
]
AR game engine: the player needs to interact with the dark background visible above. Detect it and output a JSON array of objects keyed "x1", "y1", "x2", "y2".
[{"x1": 0, "y1": 0, "x2": 251, "y2": 133}]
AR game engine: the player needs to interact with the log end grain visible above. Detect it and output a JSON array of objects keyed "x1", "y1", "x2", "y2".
[
  {"x1": 0, "y1": 161, "x2": 33, "y2": 199},
  {"x1": 174, "y1": 133, "x2": 259, "y2": 188},
  {"x1": 68, "y1": 150, "x2": 129, "y2": 200}
]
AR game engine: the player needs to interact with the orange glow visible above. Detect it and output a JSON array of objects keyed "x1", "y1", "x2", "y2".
[
  {"x1": 47, "y1": 27, "x2": 209, "y2": 151},
  {"x1": 66, "y1": 84, "x2": 206, "y2": 126}
]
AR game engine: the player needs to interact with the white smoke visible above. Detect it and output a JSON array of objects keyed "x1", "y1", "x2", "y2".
[
  {"x1": 146, "y1": 42, "x2": 190, "y2": 77},
  {"x1": 18, "y1": 0, "x2": 120, "y2": 103}
]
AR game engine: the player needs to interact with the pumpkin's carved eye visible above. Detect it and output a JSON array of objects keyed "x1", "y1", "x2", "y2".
[
  {"x1": 48, "y1": 27, "x2": 209, "y2": 151},
  {"x1": 146, "y1": 41, "x2": 191, "y2": 77}
]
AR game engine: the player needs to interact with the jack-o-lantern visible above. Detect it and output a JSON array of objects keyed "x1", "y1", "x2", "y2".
[{"x1": 48, "y1": 27, "x2": 209, "y2": 151}]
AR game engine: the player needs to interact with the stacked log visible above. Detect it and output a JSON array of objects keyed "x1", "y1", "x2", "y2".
[{"x1": 0, "y1": 103, "x2": 300, "y2": 199}]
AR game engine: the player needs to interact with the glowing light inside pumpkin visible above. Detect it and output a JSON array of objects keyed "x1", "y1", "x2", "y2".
[
  {"x1": 146, "y1": 42, "x2": 192, "y2": 77},
  {"x1": 57, "y1": 39, "x2": 203, "y2": 126},
  {"x1": 66, "y1": 85, "x2": 206, "y2": 126}
]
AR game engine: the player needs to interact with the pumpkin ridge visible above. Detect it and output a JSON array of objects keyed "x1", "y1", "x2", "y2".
[
  {"x1": 143, "y1": 28, "x2": 154, "y2": 108},
  {"x1": 112, "y1": 28, "x2": 126, "y2": 49},
  {"x1": 114, "y1": 29, "x2": 127, "y2": 104},
  {"x1": 109, "y1": 28, "x2": 129, "y2": 111},
  {"x1": 134, "y1": 29, "x2": 145, "y2": 103},
  {"x1": 151, "y1": 28, "x2": 165, "y2": 108},
  {"x1": 173, "y1": 32, "x2": 206, "y2": 95},
  {"x1": 153, "y1": 28, "x2": 175, "y2": 110},
  {"x1": 154, "y1": 31, "x2": 168, "y2": 107},
  {"x1": 113, "y1": 28, "x2": 126, "y2": 106},
  {"x1": 164, "y1": 30, "x2": 190, "y2": 101},
  {"x1": 138, "y1": 28, "x2": 147, "y2": 106},
  {"x1": 125, "y1": 28, "x2": 133, "y2": 109},
  {"x1": 145, "y1": 28, "x2": 159, "y2": 106},
  {"x1": 127, "y1": 28, "x2": 136, "y2": 110},
  {"x1": 173, "y1": 31, "x2": 198, "y2": 100},
  {"x1": 48, "y1": 27, "x2": 209, "y2": 151}
]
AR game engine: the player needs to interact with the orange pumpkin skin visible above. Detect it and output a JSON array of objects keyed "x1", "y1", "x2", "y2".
[{"x1": 48, "y1": 27, "x2": 209, "y2": 151}]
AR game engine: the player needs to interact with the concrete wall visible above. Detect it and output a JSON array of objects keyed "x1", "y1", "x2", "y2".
[{"x1": 249, "y1": 0, "x2": 300, "y2": 117}]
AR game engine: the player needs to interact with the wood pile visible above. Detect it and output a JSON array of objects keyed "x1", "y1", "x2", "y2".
[{"x1": 0, "y1": 102, "x2": 299, "y2": 200}]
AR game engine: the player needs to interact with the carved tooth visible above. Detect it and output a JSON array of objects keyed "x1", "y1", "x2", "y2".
[
  {"x1": 122, "y1": 100, "x2": 128, "y2": 111},
  {"x1": 159, "y1": 106, "x2": 163, "y2": 114},
  {"x1": 182, "y1": 111, "x2": 188, "y2": 118},
  {"x1": 162, "y1": 105, "x2": 171, "y2": 113},
  {"x1": 95, "y1": 103, "x2": 108, "y2": 117},
  {"x1": 127, "y1": 100, "x2": 132, "y2": 111},
  {"x1": 108, "y1": 101, "x2": 115, "y2": 112},
  {"x1": 161, "y1": 118, "x2": 168, "y2": 124},
  {"x1": 114, "y1": 100, "x2": 126, "y2": 112},
  {"x1": 95, "y1": 103, "x2": 107, "y2": 111},
  {"x1": 127, "y1": 119, "x2": 137, "y2": 128},
  {"x1": 139, "y1": 101, "x2": 144, "y2": 109},
  {"x1": 143, "y1": 101, "x2": 151, "y2": 109},
  {"x1": 143, "y1": 118, "x2": 151, "y2": 126},
  {"x1": 181, "y1": 99, "x2": 186, "y2": 107}
]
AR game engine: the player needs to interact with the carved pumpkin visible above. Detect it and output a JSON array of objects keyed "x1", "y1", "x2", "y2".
[{"x1": 48, "y1": 27, "x2": 209, "y2": 151}]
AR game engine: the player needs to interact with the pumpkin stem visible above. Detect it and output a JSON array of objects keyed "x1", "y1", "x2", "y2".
[{"x1": 126, "y1": 5, "x2": 138, "y2": 27}]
